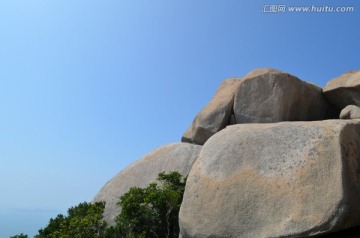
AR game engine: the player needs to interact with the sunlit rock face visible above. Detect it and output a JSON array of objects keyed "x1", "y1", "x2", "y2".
[
  {"x1": 233, "y1": 68, "x2": 328, "y2": 123},
  {"x1": 181, "y1": 77, "x2": 242, "y2": 145},
  {"x1": 182, "y1": 68, "x2": 328, "y2": 145},
  {"x1": 340, "y1": 105, "x2": 360, "y2": 119},
  {"x1": 95, "y1": 68, "x2": 360, "y2": 237},
  {"x1": 179, "y1": 120, "x2": 360, "y2": 238}
]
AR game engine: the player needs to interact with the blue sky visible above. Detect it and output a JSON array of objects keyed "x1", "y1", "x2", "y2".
[{"x1": 0, "y1": 0, "x2": 359, "y2": 236}]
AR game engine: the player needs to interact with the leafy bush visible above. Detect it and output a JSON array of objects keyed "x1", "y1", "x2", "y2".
[
  {"x1": 35, "y1": 201, "x2": 107, "y2": 238},
  {"x1": 10, "y1": 234, "x2": 28, "y2": 238},
  {"x1": 12, "y1": 171, "x2": 186, "y2": 238},
  {"x1": 114, "y1": 171, "x2": 186, "y2": 238}
]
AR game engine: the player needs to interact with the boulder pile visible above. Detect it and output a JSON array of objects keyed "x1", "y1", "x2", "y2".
[{"x1": 94, "y1": 68, "x2": 360, "y2": 237}]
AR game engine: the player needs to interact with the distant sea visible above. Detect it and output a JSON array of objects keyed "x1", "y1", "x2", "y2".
[{"x1": 0, "y1": 208, "x2": 61, "y2": 237}]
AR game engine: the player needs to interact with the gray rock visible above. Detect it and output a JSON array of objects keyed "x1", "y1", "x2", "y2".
[
  {"x1": 93, "y1": 142, "x2": 201, "y2": 225},
  {"x1": 234, "y1": 68, "x2": 328, "y2": 123},
  {"x1": 340, "y1": 105, "x2": 360, "y2": 119},
  {"x1": 182, "y1": 69, "x2": 328, "y2": 145},
  {"x1": 181, "y1": 78, "x2": 242, "y2": 145},
  {"x1": 179, "y1": 120, "x2": 360, "y2": 238},
  {"x1": 323, "y1": 70, "x2": 360, "y2": 108}
]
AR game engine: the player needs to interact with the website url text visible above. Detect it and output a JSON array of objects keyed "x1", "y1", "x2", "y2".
[{"x1": 262, "y1": 5, "x2": 355, "y2": 13}]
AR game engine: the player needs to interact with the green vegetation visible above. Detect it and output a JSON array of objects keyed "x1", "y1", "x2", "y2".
[
  {"x1": 10, "y1": 234, "x2": 28, "y2": 238},
  {"x1": 34, "y1": 201, "x2": 107, "y2": 238},
  {"x1": 113, "y1": 171, "x2": 186, "y2": 238},
  {"x1": 11, "y1": 171, "x2": 186, "y2": 238}
]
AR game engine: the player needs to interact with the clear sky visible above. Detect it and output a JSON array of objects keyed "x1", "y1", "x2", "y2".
[{"x1": 0, "y1": 0, "x2": 359, "y2": 236}]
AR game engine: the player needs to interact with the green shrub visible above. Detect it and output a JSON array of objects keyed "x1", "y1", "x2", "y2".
[
  {"x1": 10, "y1": 234, "x2": 28, "y2": 238},
  {"x1": 113, "y1": 171, "x2": 186, "y2": 238},
  {"x1": 35, "y1": 201, "x2": 107, "y2": 238},
  {"x1": 24, "y1": 171, "x2": 186, "y2": 238}
]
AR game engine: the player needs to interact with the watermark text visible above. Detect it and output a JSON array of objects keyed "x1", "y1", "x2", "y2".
[{"x1": 262, "y1": 5, "x2": 355, "y2": 13}]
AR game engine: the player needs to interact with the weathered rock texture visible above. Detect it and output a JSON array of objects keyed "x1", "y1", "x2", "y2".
[
  {"x1": 182, "y1": 68, "x2": 328, "y2": 145},
  {"x1": 94, "y1": 68, "x2": 360, "y2": 237},
  {"x1": 234, "y1": 68, "x2": 328, "y2": 123},
  {"x1": 179, "y1": 120, "x2": 360, "y2": 238},
  {"x1": 93, "y1": 142, "x2": 201, "y2": 225},
  {"x1": 181, "y1": 78, "x2": 242, "y2": 145},
  {"x1": 340, "y1": 105, "x2": 360, "y2": 119},
  {"x1": 323, "y1": 70, "x2": 360, "y2": 109}
]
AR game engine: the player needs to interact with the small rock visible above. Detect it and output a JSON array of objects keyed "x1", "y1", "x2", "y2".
[
  {"x1": 181, "y1": 78, "x2": 242, "y2": 145},
  {"x1": 340, "y1": 105, "x2": 360, "y2": 119}
]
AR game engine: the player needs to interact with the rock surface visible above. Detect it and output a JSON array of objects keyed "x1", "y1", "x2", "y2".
[
  {"x1": 93, "y1": 142, "x2": 201, "y2": 225},
  {"x1": 182, "y1": 78, "x2": 242, "y2": 145},
  {"x1": 182, "y1": 68, "x2": 329, "y2": 145},
  {"x1": 234, "y1": 68, "x2": 328, "y2": 123},
  {"x1": 323, "y1": 70, "x2": 360, "y2": 109},
  {"x1": 340, "y1": 105, "x2": 360, "y2": 119},
  {"x1": 179, "y1": 120, "x2": 360, "y2": 238}
]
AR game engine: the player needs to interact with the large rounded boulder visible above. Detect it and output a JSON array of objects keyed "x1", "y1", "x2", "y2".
[
  {"x1": 182, "y1": 68, "x2": 329, "y2": 145},
  {"x1": 93, "y1": 142, "x2": 201, "y2": 225},
  {"x1": 179, "y1": 120, "x2": 360, "y2": 238},
  {"x1": 323, "y1": 70, "x2": 360, "y2": 109},
  {"x1": 234, "y1": 68, "x2": 328, "y2": 123}
]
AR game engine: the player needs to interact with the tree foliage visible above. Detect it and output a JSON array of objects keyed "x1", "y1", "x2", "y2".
[
  {"x1": 12, "y1": 171, "x2": 186, "y2": 238},
  {"x1": 10, "y1": 234, "x2": 28, "y2": 238},
  {"x1": 114, "y1": 171, "x2": 186, "y2": 238},
  {"x1": 35, "y1": 201, "x2": 107, "y2": 238}
]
